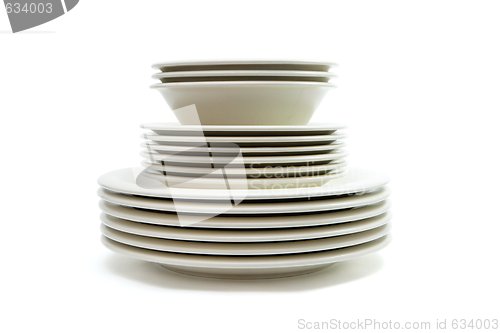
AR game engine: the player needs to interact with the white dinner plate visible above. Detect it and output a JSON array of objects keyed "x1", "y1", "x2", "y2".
[
  {"x1": 141, "y1": 151, "x2": 346, "y2": 166},
  {"x1": 141, "y1": 122, "x2": 343, "y2": 136},
  {"x1": 97, "y1": 167, "x2": 389, "y2": 200},
  {"x1": 98, "y1": 186, "x2": 389, "y2": 214},
  {"x1": 144, "y1": 133, "x2": 344, "y2": 146},
  {"x1": 102, "y1": 235, "x2": 389, "y2": 279},
  {"x1": 141, "y1": 172, "x2": 342, "y2": 189},
  {"x1": 98, "y1": 200, "x2": 389, "y2": 229},
  {"x1": 152, "y1": 70, "x2": 336, "y2": 83},
  {"x1": 152, "y1": 60, "x2": 335, "y2": 72},
  {"x1": 142, "y1": 143, "x2": 343, "y2": 156},
  {"x1": 101, "y1": 212, "x2": 390, "y2": 242},
  {"x1": 143, "y1": 161, "x2": 346, "y2": 178},
  {"x1": 101, "y1": 223, "x2": 389, "y2": 256}
]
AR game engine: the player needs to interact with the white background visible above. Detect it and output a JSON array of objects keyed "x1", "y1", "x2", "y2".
[{"x1": 1, "y1": 1, "x2": 499, "y2": 332}]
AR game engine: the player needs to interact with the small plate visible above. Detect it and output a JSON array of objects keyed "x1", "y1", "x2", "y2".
[
  {"x1": 141, "y1": 122, "x2": 343, "y2": 136},
  {"x1": 102, "y1": 235, "x2": 389, "y2": 279},
  {"x1": 141, "y1": 151, "x2": 346, "y2": 166},
  {"x1": 101, "y1": 212, "x2": 390, "y2": 242},
  {"x1": 144, "y1": 133, "x2": 344, "y2": 146},
  {"x1": 101, "y1": 224, "x2": 390, "y2": 255},
  {"x1": 152, "y1": 60, "x2": 335, "y2": 72},
  {"x1": 97, "y1": 167, "x2": 389, "y2": 200},
  {"x1": 141, "y1": 172, "x2": 342, "y2": 189},
  {"x1": 98, "y1": 186, "x2": 389, "y2": 214},
  {"x1": 99, "y1": 200, "x2": 389, "y2": 229},
  {"x1": 152, "y1": 70, "x2": 336, "y2": 83},
  {"x1": 142, "y1": 143, "x2": 343, "y2": 156},
  {"x1": 143, "y1": 161, "x2": 346, "y2": 178}
]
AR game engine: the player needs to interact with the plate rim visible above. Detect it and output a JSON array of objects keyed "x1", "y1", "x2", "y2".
[
  {"x1": 141, "y1": 122, "x2": 345, "y2": 132},
  {"x1": 150, "y1": 81, "x2": 335, "y2": 88},
  {"x1": 142, "y1": 160, "x2": 346, "y2": 175},
  {"x1": 99, "y1": 199, "x2": 390, "y2": 228},
  {"x1": 101, "y1": 223, "x2": 390, "y2": 255},
  {"x1": 101, "y1": 235, "x2": 390, "y2": 269},
  {"x1": 142, "y1": 142, "x2": 343, "y2": 152},
  {"x1": 144, "y1": 133, "x2": 345, "y2": 143},
  {"x1": 97, "y1": 167, "x2": 389, "y2": 200},
  {"x1": 100, "y1": 212, "x2": 391, "y2": 242},
  {"x1": 97, "y1": 188, "x2": 390, "y2": 216},
  {"x1": 152, "y1": 60, "x2": 337, "y2": 69},
  {"x1": 152, "y1": 70, "x2": 337, "y2": 79},
  {"x1": 141, "y1": 151, "x2": 347, "y2": 163}
]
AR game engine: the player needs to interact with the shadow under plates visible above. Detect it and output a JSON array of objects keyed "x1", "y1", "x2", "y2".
[{"x1": 101, "y1": 253, "x2": 384, "y2": 292}]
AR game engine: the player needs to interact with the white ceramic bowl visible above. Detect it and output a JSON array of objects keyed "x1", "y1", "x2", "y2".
[{"x1": 151, "y1": 81, "x2": 334, "y2": 125}]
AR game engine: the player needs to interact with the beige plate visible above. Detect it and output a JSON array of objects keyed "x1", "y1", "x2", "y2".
[
  {"x1": 101, "y1": 212, "x2": 390, "y2": 242},
  {"x1": 102, "y1": 235, "x2": 390, "y2": 279},
  {"x1": 141, "y1": 122, "x2": 344, "y2": 136},
  {"x1": 152, "y1": 60, "x2": 336, "y2": 72},
  {"x1": 97, "y1": 167, "x2": 389, "y2": 200},
  {"x1": 143, "y1": 161, "x2": 345, "y2": 178},
  {"x1": 153, "y1": 70, "x2": 335, "y2": 83},
  {"x1": 98, "y1": 199, "x2": 390, "y2": 229},
  {"x1": 101, "y1": 223, "x2": 390, "y2": 255},
  {"x1": 141, "y1": 172, "x2": 343, "y2": 189},
  {"x1": 141, "y1": 151, "x2": 347, "y2": 167},
  {"x1": 142, "y1": 142, "x2": 343, "y2": 156},
  {"x1": 144, "y1": 133, "x2": 344, "y2": 147},
  {"x1": 98, "y1": 187, "x2": 389, "y2": 214}
]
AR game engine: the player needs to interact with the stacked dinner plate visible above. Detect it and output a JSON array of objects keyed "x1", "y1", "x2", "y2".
[{"x1": 98, "y1": 60, "x2": 391, "y2": 279}]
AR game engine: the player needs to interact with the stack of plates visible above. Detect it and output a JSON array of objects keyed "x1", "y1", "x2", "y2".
[
  {"x1": 98, "y1": 167, "x2": 390, "y2": 279},
  {"x1": 98, "y1": 60, "x2": 391, "y2": 279},
  {"x1": 150, "y1": 60, "x2": 336, "y2": 125},
  {"x1": 140, "y1": 123, "x2": 347, "y2": 189}
]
